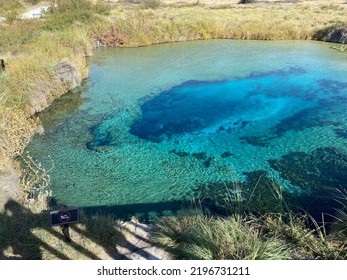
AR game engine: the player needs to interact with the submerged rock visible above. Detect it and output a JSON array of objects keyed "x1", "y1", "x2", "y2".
[
  {"x1": 220, "y1": 151, "x2": 234, "y2": 158},
  {"x1": 169, "y1": 149, "x2": 190, "y2": 157},
  {"x1": 26, "y1": 61, "x2": 83, "y2": 115},
  {"x1": 269, "y1": 147, "x2": 347, "y2": 190},
  {"x1": 240, "y1": 135, "x2": 272, "y2": 147},
  {"x1": 192, "y1": 152, "x2": 207, "y2": 160},
  {"x1": 203, "y1": 157, "x2": 213, "y2": 168},
  {"x1": 334, "y1": 128, "x2": 347, "y2": 139}
]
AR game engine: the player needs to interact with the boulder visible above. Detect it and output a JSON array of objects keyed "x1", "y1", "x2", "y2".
[
  {"x1": 27, "y1": 61, "x2": 82, "y2": 115},
  {"x1": 316, "y1": 26, "x2": 347, "y2": 44},
  {"x1": 55, "y1": 61, "x2": 81, "y2": 88}
]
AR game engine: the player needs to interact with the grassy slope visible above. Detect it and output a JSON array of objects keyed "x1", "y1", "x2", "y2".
[{"x1": 0, "y1": 0, "x2": 346, "y2": 259}]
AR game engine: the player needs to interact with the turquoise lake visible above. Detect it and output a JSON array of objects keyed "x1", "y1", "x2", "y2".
[{"x1": 25, "y1": 40, "x2": 347, "y2": 220}]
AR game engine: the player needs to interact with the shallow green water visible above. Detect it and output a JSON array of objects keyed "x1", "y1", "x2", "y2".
[{"x1": 25, "y1": 40, "x2": 347, "y2": 220}]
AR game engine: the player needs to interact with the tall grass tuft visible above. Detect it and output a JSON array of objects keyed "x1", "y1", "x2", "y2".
[{"x1": 154, "y1": 212, "x2": 292, "y2": 260}]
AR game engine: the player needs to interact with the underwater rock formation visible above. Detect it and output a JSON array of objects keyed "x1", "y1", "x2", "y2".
[{"x1": 269, "y1": 147, "x2": 347, "y2": 190}]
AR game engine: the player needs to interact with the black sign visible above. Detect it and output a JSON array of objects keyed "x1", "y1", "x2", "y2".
[{"x1": 50, "y1": 209, "x2": 79, "y2": 226}]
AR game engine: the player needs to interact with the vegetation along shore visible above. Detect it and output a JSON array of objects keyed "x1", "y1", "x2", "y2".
[{"x1": 0, "y1": 0, "x2": 346, "y2": 259}]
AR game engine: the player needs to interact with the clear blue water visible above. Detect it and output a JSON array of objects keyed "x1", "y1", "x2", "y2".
[{"x1": 25, "y1": 40, "x2": 347, "y2": 220}]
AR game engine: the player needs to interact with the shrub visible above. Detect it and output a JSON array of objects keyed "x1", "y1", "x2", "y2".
[
  {"x1": 238, "y1": 0, "x2": 256, "y2": 4},
  {"x1": 24, "y1": 0, "x2": 42, "y2": 4},
  {"x1": 143, "y1": 0, "x2": 161, "y2": 10},
  {"x1": 43, "y1": 0, "x2": 109, "y2": 31}
]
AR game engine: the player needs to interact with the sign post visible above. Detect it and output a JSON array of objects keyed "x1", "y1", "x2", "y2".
[{"x1": 50, "y1": 209, "x2": 79, "y2": 242}]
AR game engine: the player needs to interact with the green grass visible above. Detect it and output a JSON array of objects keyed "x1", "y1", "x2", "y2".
[
  {"x1": 154, "y1": 175, "x2": 347, "y2": 260},
  {"x1": 42, "y1": 0, "x2": 109, "y2": 31},
  {"x1": 0, "y1": 0, "x2": 23, "y2": 23},
  {"x1": 143, "y1": 0, "x2": 162, "y2": 9}
]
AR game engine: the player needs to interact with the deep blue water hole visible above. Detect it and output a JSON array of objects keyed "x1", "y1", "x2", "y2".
[{"x1": 129, "y1": 68, "x2": 311, "y2": 143}]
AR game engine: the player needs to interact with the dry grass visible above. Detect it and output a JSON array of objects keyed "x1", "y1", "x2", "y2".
[{"x1": 90, "y1": 0, "x2": 347, "y2": 46}]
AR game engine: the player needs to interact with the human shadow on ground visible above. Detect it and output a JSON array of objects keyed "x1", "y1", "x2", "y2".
[{"x1": 0, "y1": 198, "x2": 186, "y2": 260}]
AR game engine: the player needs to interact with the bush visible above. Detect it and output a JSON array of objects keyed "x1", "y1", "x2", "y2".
[
  {"x1": 143, "y1": 0, "x2": 161, "y2": 9},
  {"x1": 24, "y1": 0, "x2": 42, "y2": 4},
  {"x1": 238, "y1": 0, "x2": 256, "y2": 4},
  {"x1": 43, "y1": 0, "x2": 109, "y2": 31}
]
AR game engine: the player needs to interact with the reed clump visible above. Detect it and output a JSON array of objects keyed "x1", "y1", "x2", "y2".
[
  {"x1": 154, "y1": 196, "x2": 347, "y2": 260},
  {"x1": 154, "y1": 212, "x2": 292, "y2": 260}
]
